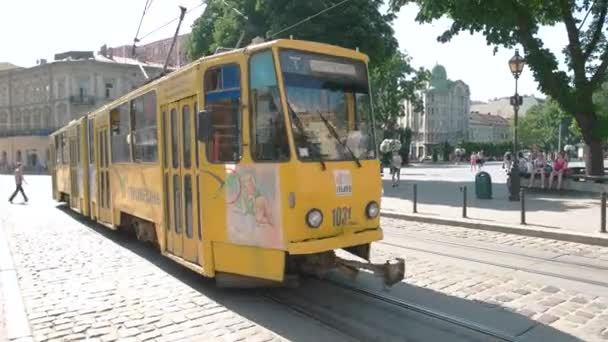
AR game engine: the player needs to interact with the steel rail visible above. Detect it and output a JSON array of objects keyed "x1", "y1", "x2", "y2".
[{"x1": 326, "y1": 280, "x2": 518, "y2": 342}]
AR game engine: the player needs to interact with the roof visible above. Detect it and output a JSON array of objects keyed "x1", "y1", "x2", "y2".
[
  {"x1": 0, "y1": 62, "x2": 21, "y2": 72},
  {"x1": 469, "y1": 111, "x2": 510, "y2": 126}
]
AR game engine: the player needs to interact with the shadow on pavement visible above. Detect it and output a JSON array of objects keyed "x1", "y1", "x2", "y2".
[
  {"x1": 382, "y1": 179, "x2": 596, "y2": 214},
  {"x1": 56, "y1": 204, "x2": 583, "y2": 342}
]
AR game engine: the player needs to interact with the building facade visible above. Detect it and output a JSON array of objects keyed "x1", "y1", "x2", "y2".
[
  {"x1": 471, "y1": 95, "x2": 543, "y2": 119},
  {"x1": 402, "y1": 65, "x2": 471, "y2": 160},
  {"x1": 468, "y1": 111, "x2": 511, "y2": 143},
  {"x1": 108, "y1": 34, "x2": 190, "y2": 68},
  {"x1": 0, "y1": 51, "x2": 163, "y2": 172}
]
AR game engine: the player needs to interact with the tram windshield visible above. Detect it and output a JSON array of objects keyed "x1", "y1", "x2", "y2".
[{"x1": 279, "y1": 49, "x2": 375, "y2": 162}]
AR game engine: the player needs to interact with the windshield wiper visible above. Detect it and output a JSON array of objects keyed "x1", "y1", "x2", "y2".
[
  {"x1": 317, "y1": 111, "x2": 362, "y2": 168},
  {"x1": 287, "y1": 102, "x2": 326, "y2": 171}
]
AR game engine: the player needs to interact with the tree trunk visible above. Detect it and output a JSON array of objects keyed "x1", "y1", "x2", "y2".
[
  {"x1": 576, "y1": 112, "x2": 605, "y2": 176},
  {"x1": 585, "y1": 139, "x2": 604, "y2": 176}
]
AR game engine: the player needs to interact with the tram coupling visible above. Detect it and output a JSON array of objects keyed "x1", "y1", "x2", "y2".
[
  {"x1": 336, "y1": 256, "x2": 405, "y2": 287},
  {"x1": 295, "y1": 251, "x2": 405, "y2": 287}
]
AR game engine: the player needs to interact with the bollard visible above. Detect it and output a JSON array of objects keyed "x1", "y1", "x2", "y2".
[
  {"x1": 461, "y1": 186, "x2": 467, "y2": 218},
  {"x1": 602, "y1": 192, "x2": 606, "y2": 233},
  {"x1": 413, "y1": 184, "x2": 418, "y2": 213},
  {"x1": 520, "y1": 188, "x2": 526, "y2": 225}
]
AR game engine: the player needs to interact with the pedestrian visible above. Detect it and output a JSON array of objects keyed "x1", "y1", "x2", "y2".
[
  {"x1": 470, "y1": 152, "x2": 477, "y2": 171},
  {"x1": 390, "y1": 150, "x2": 402, "y2": 187},
  {"x1": 9, "y1": 162, "x2": 28, "y2": 204}
]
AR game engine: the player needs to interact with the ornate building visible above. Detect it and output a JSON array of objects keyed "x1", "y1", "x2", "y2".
[
  {"x1": 468, "y1": 111, "x2": 511, "y2": 143},
  {"x1": 402, "y1": 65, "x2": 471, "y2": 160},
  {"x1": 0, "y1": 51, "x2": 163, "y2": 172}
]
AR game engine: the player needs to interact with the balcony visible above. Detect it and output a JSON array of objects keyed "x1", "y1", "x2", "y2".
[{"x1": 69, "y1": 95, "x2": 96, "y2": 106}]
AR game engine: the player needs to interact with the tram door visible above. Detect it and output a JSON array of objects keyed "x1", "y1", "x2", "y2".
[
  {"x1": 96, "y1": 126, "x2": 112, "y2": 224},
  {"x1": 164, "y1": 96, "x2": 200, "y2": 264}
]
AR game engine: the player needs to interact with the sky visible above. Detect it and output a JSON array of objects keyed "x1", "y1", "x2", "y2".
[{"x1": 0, "y1": 1, "x2": 570, "y2": 102}]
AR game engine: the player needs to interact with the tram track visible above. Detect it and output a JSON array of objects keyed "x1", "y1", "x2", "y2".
[
  {"x1": 378, "y1": 238, "x2": 608, "y2": 289},
  {"x1": 384, "y1": 228, "x2": 608, "y2": 271},
  {"x1": 261, "y1": 276, "x2": 519, "y2": 342}
]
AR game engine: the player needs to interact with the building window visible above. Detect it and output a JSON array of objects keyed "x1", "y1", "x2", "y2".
[
  {"x1": 204, "y1": 64, "x2": 241, "y2": 163},
  {"x1": 249, "y1": 50, "x2": 289, "y2": 161},
  {"x1": 16, "y1": 150, "x2": 22, "y2": 163},
  {"x1": 78, "y1": 78, "x2": 89, "y2": 99},
  {"x1": 105, "y1": 82, "x2": 114, "y2": 99}
]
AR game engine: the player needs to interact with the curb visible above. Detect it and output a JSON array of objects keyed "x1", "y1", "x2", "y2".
[
  {"x1": 0, "y1": 220, "x2": 33, "y2": 341},
  {"x1": 381, "y1": 210, "x2": 608, "y2": 248}
]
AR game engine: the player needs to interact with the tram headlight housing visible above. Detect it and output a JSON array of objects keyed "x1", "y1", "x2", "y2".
[
  {"x1": 366, "y1": 201, "x2": 380, "y2": 219},
  {"x1": 306, "y1": 209, "x2": 323, "y2": 228}
]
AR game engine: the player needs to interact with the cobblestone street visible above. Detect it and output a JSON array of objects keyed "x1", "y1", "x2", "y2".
[
  {"x1": 372, "y1": 217, "x2": 608, "y2": 341},
  {"x1": 2, "y1": 175, "x2": 608, "y2": 341}
]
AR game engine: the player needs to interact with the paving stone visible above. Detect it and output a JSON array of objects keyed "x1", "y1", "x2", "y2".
[{"x1": 537, "y1": 314, "x2": 559, "y2": 324}]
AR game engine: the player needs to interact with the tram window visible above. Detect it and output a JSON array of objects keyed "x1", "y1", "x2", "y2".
[
  {"x1": 61, "y1": 133, "x2": 68, "y2": 164},
  {"x1": 184, "y1": 175, "x2": 193, "y2": 238},
  {"x1": 204, "y1": 64, "x2": 241, "y2": 163},
  {"x1": 171, "y1": 108, "x2": 179, "y2": 169},
  {"x1": 162, "y1": 111, "x2": 168, "y2": 169},
  {"x1": 132, "y1": 91, "x2": 158, "y2": 163},
  {"x1": 55, "y1": 135, "x2": 61, "y2": 164},
  {"x1": 76, "y1": 126, "x2": 81, "y2": 165},
  {"x1": 173, "y1": 175, "x2": 182, "y2": 233},
  {"x1": 249, "y1": 50, "x2": 290, "y2": 161},
  {"x1": 88, "y1": 120, "x2": 94, "y2": 163},
  {"x1": 194, "y1": 102, "x2": 199, "y2": 167},
  {"x1": 110, "y1": 103, "x2": 131, "y2": 163},
  {"x1": 182, "y1": 105, "x2": 191, "y2": 168}
]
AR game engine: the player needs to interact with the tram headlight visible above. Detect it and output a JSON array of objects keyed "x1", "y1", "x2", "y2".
[
  {"x1": 306, "y1": 209, "x2": 323, "y2": 228},
  {"x1": 366, "y1": 201, "x2": 380, "y2": 219}
]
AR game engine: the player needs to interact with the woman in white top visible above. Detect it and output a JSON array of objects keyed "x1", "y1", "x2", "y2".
[{"x1": 529, "y1": 151, "x2": 546, "y2": 189}]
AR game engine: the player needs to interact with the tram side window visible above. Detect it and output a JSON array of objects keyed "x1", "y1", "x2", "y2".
[
  {"x1": 55, "y1": 135, "x2": 61, "y2": 164},
  {"x1": 204, "y1": 64, "x2": 241, "y2": 163},
  {"x1": 249, "y1": 50, "x2": 290, "y2": 161},
  {"x1": 88, "y1": 119, "x2": 94, "y2": 163},
  {"x1": 61, "y1": 133, "x2": 68, "y2": 164},
  {"x1": 110, "y1": 103, "x2": 131, "y2": 163},
  {"x1": 132, "y1": 91, "x2": 158, "y2": 163}
]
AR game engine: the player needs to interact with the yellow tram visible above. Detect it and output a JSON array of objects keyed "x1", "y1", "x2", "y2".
[{"x1": 50, "y1": 38, "x2": 404, "y2": 287}]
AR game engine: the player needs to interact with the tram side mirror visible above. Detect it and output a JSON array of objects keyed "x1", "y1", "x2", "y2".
[{"x1": 197, "y1": 110, "x2": 211, "y2": 142}]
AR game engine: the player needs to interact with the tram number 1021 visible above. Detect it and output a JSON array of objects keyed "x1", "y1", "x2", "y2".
[{"x1": 332, "y1": 207, "x2": 352, "y2": 227}]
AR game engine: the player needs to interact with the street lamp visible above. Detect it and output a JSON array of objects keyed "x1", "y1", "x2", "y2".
[{"x1": 508, "y1": 49, "x2": 525, "y2": 201}]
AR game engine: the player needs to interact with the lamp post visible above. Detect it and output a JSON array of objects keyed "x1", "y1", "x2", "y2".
[{"x1": 508, "y1": 49, "x2": 525, "y2": 201}]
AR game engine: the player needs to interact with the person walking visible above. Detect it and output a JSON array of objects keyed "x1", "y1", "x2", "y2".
[
  {"x1": 390, "y1": 150, "x2": 402, "y2": 187},
  {"x1": 9, "y1": 162, "x2": 28, "y2": 204}
]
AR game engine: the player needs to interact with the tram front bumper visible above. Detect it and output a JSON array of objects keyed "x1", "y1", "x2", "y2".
[{"x1": 287, "y1": 228, "x2": 383, "y2": 255}]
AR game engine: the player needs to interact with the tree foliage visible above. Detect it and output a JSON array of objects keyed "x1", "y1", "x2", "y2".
[
  {"x1": 390, "y1": 0, "x2": 608, "y2": 174},
  {"x1": 518, "y1": 98, "x2": 581, "y2": 151},
  {"x1": 187, "y1": 0, "x2": 428, "y2": 132},
  {"x1": 371, "y1": 52, "x2": 429, "y2": 131}
]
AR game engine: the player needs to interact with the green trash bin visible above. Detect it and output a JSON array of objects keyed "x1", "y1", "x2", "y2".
[{"x1": 475, "y1": 171, "x2": 492, "y2": 199}]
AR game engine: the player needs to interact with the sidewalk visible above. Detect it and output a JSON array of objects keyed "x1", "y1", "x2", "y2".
[{"x1": 381, "y1": 163, "x2": 608, "y2": 245}]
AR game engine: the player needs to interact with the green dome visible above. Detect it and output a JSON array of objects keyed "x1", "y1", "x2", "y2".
[{"x1": 430, "y1": 64, "x2": 449, "y2": 91}]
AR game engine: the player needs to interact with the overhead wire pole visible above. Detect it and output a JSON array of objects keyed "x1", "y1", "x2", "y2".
[
  {"x1": 132, "y1": 0, "x2": 153, "y2": 56},
  {"x1": 163, "y1": 6, "x2": 188, "y2": 75}
]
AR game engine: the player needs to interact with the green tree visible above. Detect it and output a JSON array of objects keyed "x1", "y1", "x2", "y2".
[
  {"x1": 518, "y1": 98, "x2": 581, "y2": 150},
  {"x1": 371, "y1": 52, "x2": 429, "y2": 132},
  {"x1": 187, "y1": 0, "x2": 428, "y2": 136},
  {"x1": 390, "y1": 0, "x2": 608, "y2": 175},
  {"x1": 188, "y1": 0, "x2": 399, "y2": 67}
]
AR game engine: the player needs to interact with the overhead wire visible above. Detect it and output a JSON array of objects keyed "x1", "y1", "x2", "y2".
[
  {"x1": 134, "y1": 0, "x2": 153, "y2": 43},
  {"x1": 268, "y1": 0, "x2": 352, "y2": 39},
  {"x1": 138, "y1": 1, "x2": 206, "y2": 43}
]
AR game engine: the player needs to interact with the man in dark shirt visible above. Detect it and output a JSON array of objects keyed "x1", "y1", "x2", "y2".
[{"x1": 9, "y1": 162, "x2": 28, "y2": 203}]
